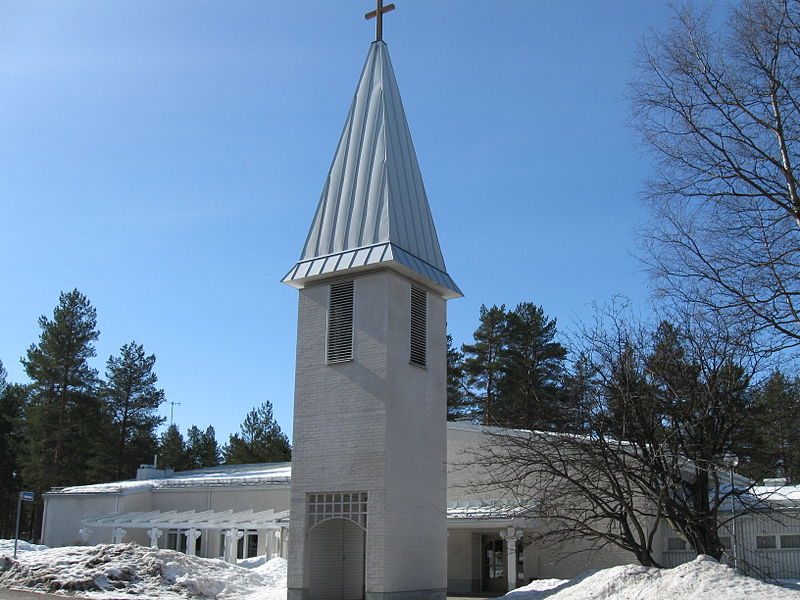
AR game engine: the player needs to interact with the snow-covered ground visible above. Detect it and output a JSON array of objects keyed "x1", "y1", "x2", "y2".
[
  {"x1": 499, "y1": 555, "x2": 800, "y2": 600},
  {"x1": 2, "y1": 540, "x2": 800, "y2": 599}
]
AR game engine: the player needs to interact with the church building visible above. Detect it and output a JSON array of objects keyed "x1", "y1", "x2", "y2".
[{"x1": 37, "y1": 3, "x2": 800, "y2": 597}]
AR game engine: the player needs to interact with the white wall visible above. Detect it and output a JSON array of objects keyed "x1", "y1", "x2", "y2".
[{"x1": 289, "y1": 270, "x2": 448, "y2": 597}]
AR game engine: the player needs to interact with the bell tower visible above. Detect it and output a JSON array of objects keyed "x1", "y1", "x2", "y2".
[{"x1": 283, "y1": 8, "x2": 461, "y2": 599}]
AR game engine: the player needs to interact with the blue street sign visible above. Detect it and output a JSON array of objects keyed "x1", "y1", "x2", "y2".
[{"x1": 20, "y1": 491, "x2": 34, "y2": 501}]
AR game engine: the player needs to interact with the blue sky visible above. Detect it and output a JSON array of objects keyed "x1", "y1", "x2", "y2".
[{"x1": 1, "y1": 1, "x2": 676, "y2": 445}]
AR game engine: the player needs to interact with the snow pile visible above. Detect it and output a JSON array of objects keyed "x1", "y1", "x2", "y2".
[
  {"x1": 1, "y1": 541, "x2": 797, "y2": 600},
  {"x1": 0, "y1": 539, "x2": 48, "y2": 555},
  {"x1": 503, "y1": 555, "x2": 800, "y2": 600},
  {"x1": 0, "y1": 542, "x2": 287, "y2": 600}
]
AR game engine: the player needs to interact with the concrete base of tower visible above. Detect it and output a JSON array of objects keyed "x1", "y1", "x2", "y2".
[
  {"x1": 366, "y1": 589, "x2": 447, "y2": 600},
  {"x1": 288, "y1": 588, "x2": 447, "y2": 600}
]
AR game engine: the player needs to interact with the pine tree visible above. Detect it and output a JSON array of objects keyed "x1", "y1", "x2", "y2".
[
  {"x1": 560, "y1": 353, "x2": 596, "y2": 434},
  {"x1": 446, "y1": 335, "x2": 472, "y2": 421},
  {"x1": 747, "y1": 371, "x2": 800, "y2": 482},
  {"x1": 462, "y1": 304, "x2": 508, "y2": 425},
  {"x1": 497, "y1": 303, "x2": 568, "y2": 429},
  {"x1": 21, "y1": 290, "x2": 102, "y2": 493},
  {"x1": 223, "y1": 402, "x2": 291, "y2": 464},
  {"x1": 0, "y1": 361, "x2": 27, "y2": 537},
  {"x1": 187, "y1": 425, "x2": 221, "y2": 469},
  {"x1": 102, "y1": 342, "x2": 165, "y2": 479},
  {"x1": 159, "y1": 424, "x2": 191, "y2": 471}
]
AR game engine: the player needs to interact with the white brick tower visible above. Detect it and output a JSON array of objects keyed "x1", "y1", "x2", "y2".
[{"x1": 282, "y1": 35, "x2": 461, "y2": 600}]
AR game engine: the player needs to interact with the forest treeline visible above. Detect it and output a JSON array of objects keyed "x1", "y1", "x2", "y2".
[
  {"x1": 0, "y1": 289, "x2": 290, "y2": 540},
  {"x1": 447, "y1": 301, "x2": 800, "y2": 487}
]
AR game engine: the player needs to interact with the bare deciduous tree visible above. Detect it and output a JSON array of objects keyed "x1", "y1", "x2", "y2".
[
  {"x1": 469, "y1": 305, "x2": 766, "y2": 566},
  {"x1": 632, "y1": 0, "x2": 800, "y2": 351}
]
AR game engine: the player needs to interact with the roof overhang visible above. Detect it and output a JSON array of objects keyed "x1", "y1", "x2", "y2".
[
  {"x1": 81, "y1": 508, "x2": 290, "y2": 531},
  {"x1": 283, "y1": 243, "x2": 462, "y2": 300}
]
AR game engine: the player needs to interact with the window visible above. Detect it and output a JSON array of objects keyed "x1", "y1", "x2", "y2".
[
  {"x1": 237, "y1": 530, "x2": 259, "y2": 559},
  {"x1": 166, "y1": 529, "x2": 187, "y2": 553},
  {"x1": 781, "y1": 535, "x2": 800, "y2": 549},
  {"x1": 308, "y1": 492, "x2": 368, "y2": 529},
  {"x1": 327, "y1": 281, "x2": 354, "y2": 363},
  {"x1": 410, "y1": 286, "x2": 427, "y2": 368},
  {"x1": 667, "y1": 537, "x2": 687, "y2": 551},
  {"x1": 756, "y1": 535, "x2": 777, "y2": 549}
]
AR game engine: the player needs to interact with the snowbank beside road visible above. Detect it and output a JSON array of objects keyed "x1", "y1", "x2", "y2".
[
  {"x1": 0, "y1": 540, "x2": 48, "y2": 555},
  {"x1": 0, "y1": 542, "x2": 286, "y2": 600},
  {"x1": 501, "y1": 554, "x2": 800, "y2": 600},
  {"x1": 2, "y1": 541, "x2": 798, "y2": 600}
]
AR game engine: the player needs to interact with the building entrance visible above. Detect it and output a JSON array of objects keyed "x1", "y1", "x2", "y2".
[
  {"x1": 481, "y1": 535, "x2": 507, "y2": 593},
  {"x1": 308, "y1": 518, "x2": 366, "y2": 600}
]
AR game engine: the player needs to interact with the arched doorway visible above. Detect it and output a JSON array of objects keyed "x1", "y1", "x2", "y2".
[{"x1": 309, "y1": 518, "x2": 366, "y2": 600}]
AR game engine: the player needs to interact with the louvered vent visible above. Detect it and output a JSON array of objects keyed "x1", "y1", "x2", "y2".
[
  {"x1": 327, "y1": 281, "x2": 354, "y2": 363},
  {"x1": 410, "y1": 286, "x2": 427, "y2": 368}
]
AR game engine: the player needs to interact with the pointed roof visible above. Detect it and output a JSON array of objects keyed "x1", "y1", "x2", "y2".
[{"x1": 283, "y1": 41, "x2": 461, "y2": 299}]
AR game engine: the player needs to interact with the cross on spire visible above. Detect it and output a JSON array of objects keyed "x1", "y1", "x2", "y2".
[{"x1": 365, "y1": 0, "x2": 396, "y2": 42}]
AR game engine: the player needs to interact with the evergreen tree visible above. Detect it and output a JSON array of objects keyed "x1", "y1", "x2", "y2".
[
  {"x1": 102, "y1": 342, "x2": 165, "y2": 479},
  {"x1": 223, "y1": 402, "x2": 291, "y2": 464},
  {"x1": 747, "y1": 371, "x2": 800, "y2": 482},
  {"x1": 462, "y1": 303, "x2": 569, "y2": 429},
  {"x1": 21, "y1": 290, "x2": 102, "y2": 494},
  {"x1": 604, "y1": 341, "x2": 656, "y2": 442},
  {"x1": 560, "y1": 353, "x2": 596, "y2": 434},
  {"x1": 159, "y1": 424, "x2": 191, "y2": 471},
  {"x1": 446, "y1": 334, "x2": 472, "y2": 421},
  {"x1": 497, "y1": 303, "x2": 568, "y2": 429},
  {"x1": 642, "y1": 320, "x2": 753, "y2": 558},
  {"x1": 462, "y1": 304, "x2": 508, "y2": 425},
  {"x1": 0, "y1": 361, "x2": 27, "y2": 538},
  {"x1": 186, "y1": 425, "x2": 221, "y2": 469}
]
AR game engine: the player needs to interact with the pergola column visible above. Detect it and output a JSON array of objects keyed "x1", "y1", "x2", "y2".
[
  {"x1": 147, "y1": 527, "x2": 163, "y2": 548},
  {"x1": 112, "y1": 526, "x2": 127, "y2": 544},
  {"x1": 269, "y1": 529, "x2": 279, "y2": 558},
  {"x1": 184, "y1": 528, "x2": 201, "y2": 556},
  {"x1": 223, "y1": 528, "x2": 243, "y2": 563},
  {"x1": 78, "y1": 527, "x2": 91, "y2": 544},
  {"x1": 500, "y1": 527, "x2": 523, "y2": 592}
]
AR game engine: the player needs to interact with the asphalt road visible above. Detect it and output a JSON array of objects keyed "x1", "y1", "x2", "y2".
[
  {"x1": 0, "y1": 588, "x2": 503, "y2": 600},
  {"x1": 0, "y1": 590, "x2": 78, "y2": 600}
]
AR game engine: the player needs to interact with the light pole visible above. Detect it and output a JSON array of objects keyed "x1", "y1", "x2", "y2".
[
  {"x1": 723, "y1": 452, "x2": 739, "y2": 570},
  {"x1": 14, "y1": 491, "x2": 35, "y2": 558}
]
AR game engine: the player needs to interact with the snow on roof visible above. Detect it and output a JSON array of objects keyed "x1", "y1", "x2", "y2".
[
  {"x1": 49, "y1": 463, "x2": 292, "y2": 495},
  {"x1": 446, "y1": 499, "x2": 534, "y2": 521},
  {"x1": 752, "y1": 483, "x2": 800, "y2": 506}
]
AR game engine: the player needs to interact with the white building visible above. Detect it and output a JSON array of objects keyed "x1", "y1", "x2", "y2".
[
  {"x1": 43, "y1": 421, "x2": 800, "y2": 592},
  {"x1": 42, "y1": 422, "x2": 638, "y2": 594}
]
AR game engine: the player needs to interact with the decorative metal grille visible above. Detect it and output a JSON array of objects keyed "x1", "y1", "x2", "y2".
[
  {"x1": 327, "y1": 281, "x2": 354, "y2": 363},
  {"x1": 308, "y1": 492, "x2": 368, "y2": 529},
  {"x1": 410, "y1": 286, "x2": 427, "y2": 367}
]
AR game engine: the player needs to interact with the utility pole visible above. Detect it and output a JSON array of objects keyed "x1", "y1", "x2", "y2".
[{"x1": 169, "y1": 401, "x2": 181, "y2": 425}]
